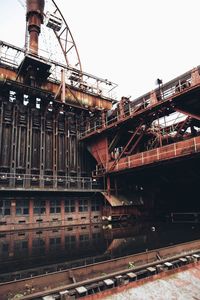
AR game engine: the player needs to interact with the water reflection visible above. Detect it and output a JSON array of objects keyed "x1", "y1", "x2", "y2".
[{"x1": 0, "y1": 221, "x2": 200, "y2": 275}]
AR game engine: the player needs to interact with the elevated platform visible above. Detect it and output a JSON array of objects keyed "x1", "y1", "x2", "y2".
[
  {"x1": 0, "y1": 173, "x2": 103, "y2": 192},
  {"x1": 95, "y1": 135, "x2": 200, "y2": 175},
  {"x1": 80, "y1": 66, "x2": 200, "y2": 140}
]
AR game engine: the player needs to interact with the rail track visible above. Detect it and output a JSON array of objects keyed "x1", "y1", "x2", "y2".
[{"x1": 1, "y1": 239, "x2": 200, "y2": 299}]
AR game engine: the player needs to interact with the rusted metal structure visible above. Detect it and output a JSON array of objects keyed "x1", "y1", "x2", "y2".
[
  {"x1": 1, "y1": 2, "x2": 200, "y2": 299},
  {"x1": 80, "y1": 68, "x2": 200, "y2": 211},
  {"x1": 26, "y1": 0, "x2": 45, "y2": 55},
  {"x1": 0, "y1": 0, "x2": 118, "y2": 229},
  {"x1": 0, "y1": 0, "x2": 200, "y2": 230},
  {"x1": 81, "y1": 68, "x2": 200, "y2": 175}
]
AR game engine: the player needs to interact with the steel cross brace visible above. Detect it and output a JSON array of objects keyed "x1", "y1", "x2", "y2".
[{"x1": 109, "y1": 122, "x2": 144, "y2": 172}]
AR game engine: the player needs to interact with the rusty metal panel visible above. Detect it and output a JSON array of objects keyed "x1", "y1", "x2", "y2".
[
  {"x1": 0, "y1": 67, "x2": 113, "y2": 110},
  {"x1": 106, "y1": 136, "x2": 200, "y2": 174},
  {"x1": 195, "y1": 136, "x2": 200, "y2": 151},
  {"x1": 88, "y1": 137, "x2": 109, "y2": 167},
  {"x1": 159, "y1": 144, "x2": 175, "y2": 160},
  {"x1": 130, "y1": 153, "x2": 142, "y2": 168},
  {"x1": 143, "y1": 149, "x2": 158, "y2": 164},
  {"x1": 0, "y1": 86, "x2": 98, "y2": 190},
  {"x1": 175, "y1": 139, "x2": 195, "y2": 156}
]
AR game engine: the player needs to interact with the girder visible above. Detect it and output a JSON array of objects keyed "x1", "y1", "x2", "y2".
[{"x1": 81, "y1": 67, "x2": 200, "y2": 178}]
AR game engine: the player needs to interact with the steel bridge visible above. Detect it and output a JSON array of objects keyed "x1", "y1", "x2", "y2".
[
  {"x1": 0, "y1": 0, "x2": 200, "y2": 205},
  {"x1": 80, "y1": 67, "x2": 200, "y2": 179}
]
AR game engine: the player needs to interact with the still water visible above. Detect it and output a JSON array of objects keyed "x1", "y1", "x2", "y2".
[{"x1": 0, "y1": 221, "x2": 200, "y2": 278}]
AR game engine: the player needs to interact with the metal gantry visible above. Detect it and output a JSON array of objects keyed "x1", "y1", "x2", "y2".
[{"x1": 80, "y1": 67, "x2": 200, "y2": 178}]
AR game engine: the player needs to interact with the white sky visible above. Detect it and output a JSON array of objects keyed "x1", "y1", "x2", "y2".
[{"x1": 1, "y1": 0, "x2": 200, "y2": 99}]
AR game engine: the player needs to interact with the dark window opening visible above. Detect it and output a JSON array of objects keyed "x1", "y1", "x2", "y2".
[
  {"x1": 0, "y1": 200, "x2": 11, "y2": 216},
  {"x1": 65, "y1": 199, "x2": 75, "y2": 213},
  {"x1": 79, "y1": 199, "x2": 88, "y2": 212},
  {"x1": 16, "y1": 200, "x2": 29, "y2": 215},
  {"x1": 50, "y1": 199, "x2": 61, "y2": 214},
  {"x1": 91, "y1": 199, "x2": 100, "y2": 212},
  {"x1": 34, "y1": 200, "x2": 46, "y2": 215}
]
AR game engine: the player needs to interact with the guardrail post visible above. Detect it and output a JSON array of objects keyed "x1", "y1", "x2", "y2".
[
  {"x1": 150, "y1": 91, "x2": 158, "y2": 105},
  {"x1": 174, "y1": 143, "x2": 177, "y2": 156},
  {"x1": 194, "y1": 137, "x2": 197, "y2": 152},
  {"x1": 157, "y1": 148, "x2": 159, "y2": 160},
  {"x1": 191, "y1": 67, "x2": 200, "y2": 86},
  {"x1": 128, "y1": 156, "x2": 130, "y2": 168}
]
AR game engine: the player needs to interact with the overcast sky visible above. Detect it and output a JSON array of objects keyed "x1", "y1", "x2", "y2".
[{"x1": 1, "y1": 0, "x2": 200, "y2": 99}]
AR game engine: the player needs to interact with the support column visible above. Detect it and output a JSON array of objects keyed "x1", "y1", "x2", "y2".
[
  {"x1": 25, "y1": 106, "x2": 31, "y2": 188},
  {"x1": 40, "y1": 113, "x2": 45, "y2": 188},
  {"x1": 53, "y1": 113, "x2": 58, "y2": 188},
  {"x1": 10, "y1": 105, "x2": 18, "y2": 187},
  {"x1": 61, "y1": 69, "x2": 66, "y2": 102}
]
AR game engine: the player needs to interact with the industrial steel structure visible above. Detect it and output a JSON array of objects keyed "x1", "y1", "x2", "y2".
[{"x1": 0, "y1": 0, "x2": 200, "y2": 231}]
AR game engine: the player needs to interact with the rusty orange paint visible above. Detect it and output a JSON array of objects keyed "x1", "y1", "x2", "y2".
[
  {"x1": 107, "y1": 136, "x2": 200, "y2": 173},
  {"x1": 0, "y1": 67, "x2": 112, "y2": 110}
]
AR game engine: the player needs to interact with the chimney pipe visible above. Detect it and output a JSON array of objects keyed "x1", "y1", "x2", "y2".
[{"x1": 26, "y1": 0, "x2": 45, "y2": 55}]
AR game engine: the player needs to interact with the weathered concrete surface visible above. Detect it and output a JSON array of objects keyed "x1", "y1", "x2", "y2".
[{"x1": 103, "y1": 265, "x2": 200, "y2": 300}]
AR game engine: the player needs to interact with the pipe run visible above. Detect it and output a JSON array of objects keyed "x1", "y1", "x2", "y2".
[{"x1": 26, "y1": 0, "x2": 45, "y2": 55}]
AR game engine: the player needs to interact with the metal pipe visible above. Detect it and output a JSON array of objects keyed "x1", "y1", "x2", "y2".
[
  {"x1": 61, "y1": 69, "x2": 66, "y2": 102},
  {"x1": 26, "y1": 0, "x2": 45, "y2": 55}
]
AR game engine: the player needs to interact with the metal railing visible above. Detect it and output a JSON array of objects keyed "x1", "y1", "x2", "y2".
[
  {"x1": 0, "y1": 40, "x2": 118, "y2": 101},
  {"x1": 108, "y1": 137, "x2": 200, "y2": 173},
  {"x1": 80, "y1": 67, "x2": 199, "y2": 138},
  {"x1": 93, "y1": 136, "x2": 200, "y2": 176},
  {"x1": 0, "y1": 173, "x2": 103, "y2": 191}
]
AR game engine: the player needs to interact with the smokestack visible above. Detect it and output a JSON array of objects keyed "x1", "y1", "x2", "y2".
[{"x1": 26, "y1": 0, "x2": 45, "y2": 55}]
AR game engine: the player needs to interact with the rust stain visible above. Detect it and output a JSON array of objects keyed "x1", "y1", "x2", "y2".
[{"x1": 102, "y1": 266, "x2": 200, "y2": 300}]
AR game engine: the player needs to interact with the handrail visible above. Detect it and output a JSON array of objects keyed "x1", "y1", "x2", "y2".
[
  {"x1": 0, "y1": 173, "x2": 103, "y2": 191},
  {"x1": 93, "y1": 137, "x2": 200, "y2": 176},
  {"x1": 80, "y1": 67, "x2": 199, "y2": 139}
]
